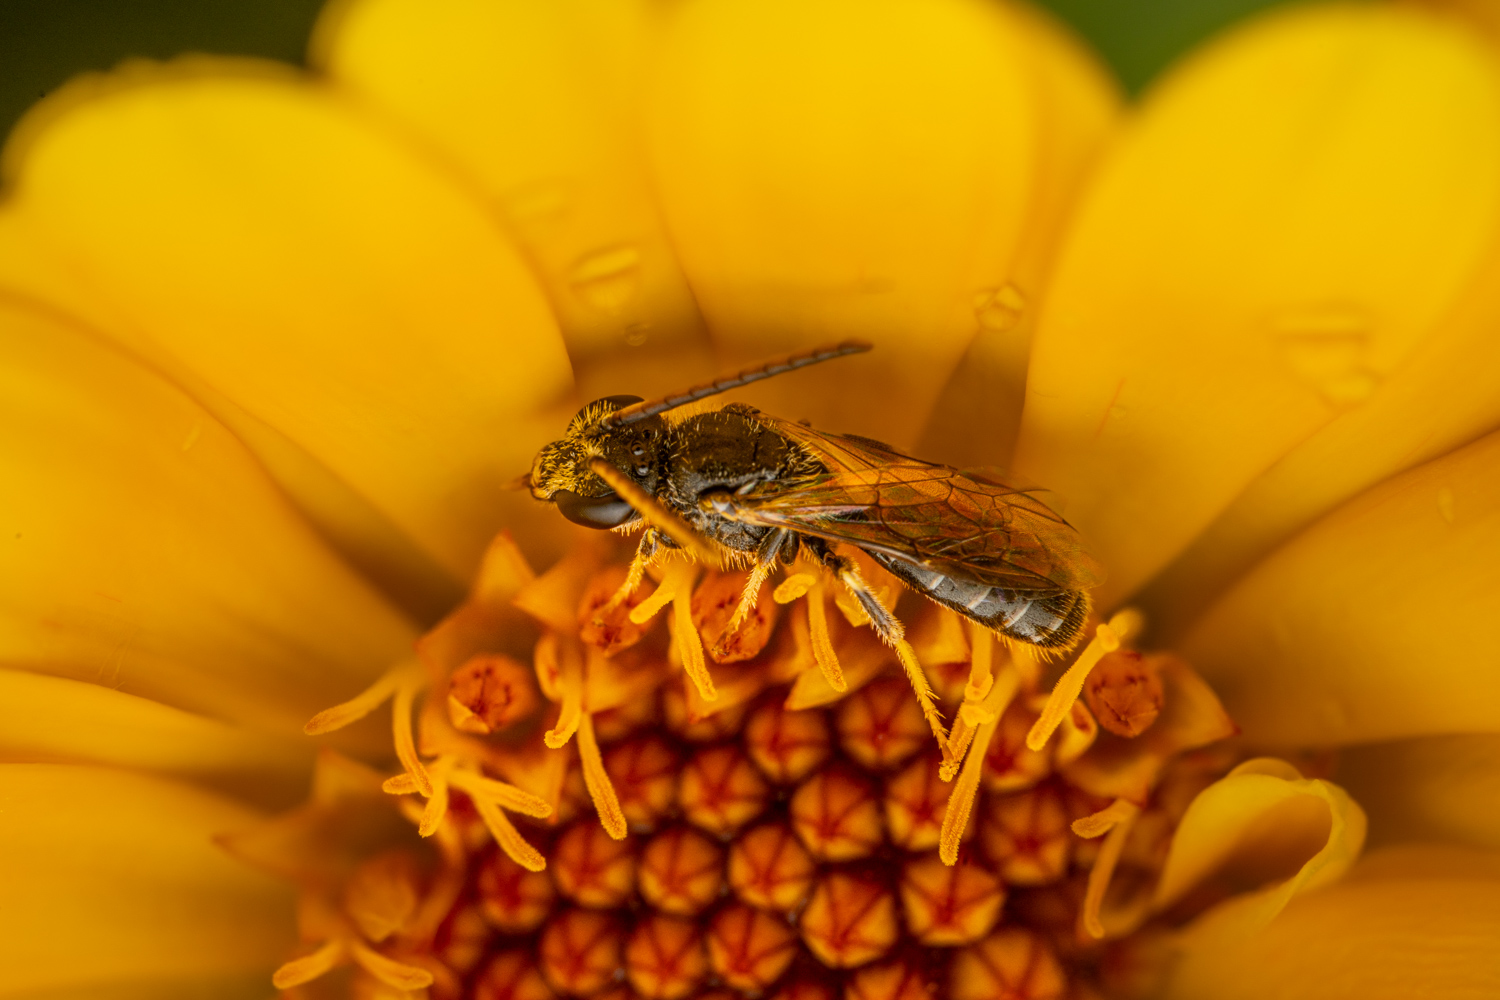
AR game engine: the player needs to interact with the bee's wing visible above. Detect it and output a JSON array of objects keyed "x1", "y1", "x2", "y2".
[{"x1": 737, "y1": 417, "x2": 1105, "y2": 593}]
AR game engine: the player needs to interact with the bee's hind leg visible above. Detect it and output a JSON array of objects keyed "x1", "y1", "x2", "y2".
[
  {"x1": 807, "y1": 540, "x2": 904, "y2": 645},
  {"x1": 712, "y1": 528, "x2": 792, "y2": 657}
]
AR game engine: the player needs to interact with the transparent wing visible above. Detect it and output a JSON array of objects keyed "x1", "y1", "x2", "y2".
[{"x1": 732, "y1": 416, "x2": 1105, "y2": 592}]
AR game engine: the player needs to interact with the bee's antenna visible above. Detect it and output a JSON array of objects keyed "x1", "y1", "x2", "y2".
[{"x1": 604, "y1": 340, "x2": 872, "y2": 427}]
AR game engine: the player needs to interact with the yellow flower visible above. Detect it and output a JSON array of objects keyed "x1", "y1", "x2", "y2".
[{"x1": 2, "y1": 1, "x2": 1499, "y2": 998}]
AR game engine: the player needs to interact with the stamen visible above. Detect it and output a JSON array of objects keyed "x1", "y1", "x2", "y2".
[
  {"x1": 671, "y1": 565, "x2": 718, "y2": 702},
  {"x1": 382, "y1": 772, "x2": 421, "y2": 795},
  {"x1": 446, "y1": 767, "x2": 553, "y2": 819},
  {"x1": 418, "y1": 755, "x2": 454, "y2": 837},
  {"x1": 629, "y1": 574, "x2": 678, "y2": 625},
  {"x1": 773, "y1": 572, "x2": 817, "y2": 603},
  {"x1": 303, "y1": 662, "x2": 413, "y2": 735},
  {"x1": 271, "y1": 937, "x2": 346, "y2": 989},
  {"x1": 391, "y1": 669, "x2": 433, "y2": 797},
  {"x1": 941, "y1": 623, "x2": 1002, "y2": 780},
  {"x1": 1071, "y1": 798, "x2": 1139, "y2": 839},
  {"x1": 806, "y1": 580, "x2": 847, "y2": 692},
  {"x1": 1075, "y1": 799, "x2": 1141, "y2": 939},
  {"x1": 578, "y1": 711, "x2": 629, "y2": 839},
  {"x1": 349, "y1": 937, "x2": 435, "y2": 991},
  {"x1": 939, "y1": 667, "x2": 1017, "y2": 865},
  {"x1": 544, "y1": 637, "x2": 584, "y2": 749},
  {"x1": 1026, "y1": 615, "x2": 1131, "y2": 753},
  {"x1": 465, "y1": 783, "x2": 546, "y2": 872}
]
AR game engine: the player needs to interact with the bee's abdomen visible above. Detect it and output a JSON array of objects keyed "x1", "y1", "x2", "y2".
[{"x1": 874, "y1": 554, "x2": 1089, "y2": 649}]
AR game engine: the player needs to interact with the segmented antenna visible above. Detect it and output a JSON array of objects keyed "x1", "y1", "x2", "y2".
[{"x1": 603, "y1": 339, "x2": 873, "y2": 427}]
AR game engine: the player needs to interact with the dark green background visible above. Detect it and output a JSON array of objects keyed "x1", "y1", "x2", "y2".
[{"x1": 0, "y1": 0, "x2": 1289, "y2": 144}]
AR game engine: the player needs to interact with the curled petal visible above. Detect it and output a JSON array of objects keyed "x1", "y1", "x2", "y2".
[
  {"x1": 1154, "y1": 758, "x2": 1366, "y2": 930},
  {"x1": 1164, "y1": 845, "x2": 1500, "y2": 1000}
]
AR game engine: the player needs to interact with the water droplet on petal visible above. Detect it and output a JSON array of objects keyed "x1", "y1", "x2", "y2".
[
  {"x1": 571, "y1": 245, "x2": 643, "y2": 315},
  {"x1": 1270, "y1": 306, "x2": 1380, "y2": 406},
  {"x1": 1438, "y1": 486, "x2": 1456, "y2": 524},
  {"x1": 973, "y1": 284, "x2": 1026, "y2": 332}
]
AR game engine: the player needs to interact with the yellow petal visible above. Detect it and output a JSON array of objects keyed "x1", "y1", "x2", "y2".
[
  {"x1": 1153, "y1": 758, "x2": 1366, "y2": 923},
  {"x1": 1164, "y1": 844, "x2": 1500, "y2": 1000},
  {"x1": 0, "y1": 764, "x2": 294, "y2": 996},
  {"x1": 3, "y1": 59, "x2": 573, "y2": 581},
  {"x1": 1336, "y1": 733, "x2": 1500, "y2": 851},
  {"x1": 0, "y1": 299, "x2": 415, "y2": 735},
  {"x1": 0, "y1": 668, "x2": 309, "y2": 795},
  {"x1": 1012, "y1": 3, "x2": 1500, "y2": 608},
  {"x1": 648, "y1": 0, "x2": 1112, "y2": 450},
  {"x1": 316, "y1": 0, "x2": 714, "y2": 390},
  {"x1": 1179, "y1": 426, "x2": 1500, "y2": 745}
]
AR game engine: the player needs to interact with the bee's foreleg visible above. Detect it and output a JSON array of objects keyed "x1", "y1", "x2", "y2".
[
  {"x1": 713, "y1": 529, "x2": 791, "y2": 657},
  {"x1": 601, "y1": 527, "x2": 662, "y2": 615}
]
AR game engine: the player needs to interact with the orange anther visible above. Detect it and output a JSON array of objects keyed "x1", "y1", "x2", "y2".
[
  {"x1": 727, "y1": 821, "x2": 816, "y2": 912},
  {"x1": 679, "y1": 745, "x2": 770, "y2": 836},
  {"x1": 790, "y1": 764, "x2": 882, "y2": 861},
  {"x1": 638, "y1": 826, "x2": 725, "y2": 916},
  {"x1": 1083, "y1": 650, "x2": 1163, "y2": 738},
  {"x1": 744, "y1": 698, "x2": 832, "y2": 784},
  {"x1": 692, "y1": 568, "x2": 781, "y2": 662},
  {"x1": 539, "y1": 908, "x2": 626, "y2": 997},
  {"x1": 799, "y1": 873, "x2": 899, "y2": 969},
  {"x1": 846, "y1": 960, "x2": 935, "y2": 1000},
  {"x1": 706, "y1": 903, "x2": 800, "y2": 992},
  {"x1": 899, "y1": 852, "x2": 1005, "y2": 946},
  {"x1": 475, "y1": 950, "x2": 559, "y2": 1000},
  {"x1": 981, "y1": 785, "x2": 1072, "y2": 886},
  {"x1": 835, "y1": 676, "x2": 929, "y2": 771},
  {"x1": 663, "y1": 679, "x2": 748, "y2": 742},
  {"x1": 449, "y1": 654, "x2": 539, "y2": 735},
  {"x1": 625, "y1": 913, "x2": 709, "y2": 1000},
  {"x1": 884, "y1": 751, "x2": 975, "y2": 852},
  {"x1": 342, "y1": 849, "x2": 421, "y2": 943},
  {"x1": 949, "y1": 928, "x2": 1067, "y2": 1000},
  {"x1": 579, "y1": 564, "x2": 649, "y2": 655},
  {"x1": 439, "y1": 903, "x2": 493, "y2": 976},
  {"x1": 983, "y1": 703, "x2": 1052, "y2": 793},
  {"x1": 551, "y1": 822, "x2": 636, "y2": 909},
  {"x1": 604, "y1": 735, "x2": 680, "y2": 832}
]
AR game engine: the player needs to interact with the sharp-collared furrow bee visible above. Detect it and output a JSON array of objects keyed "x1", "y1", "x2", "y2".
[{"x1": 526, "y1": 341, "x2": 1104, "y2": 655}]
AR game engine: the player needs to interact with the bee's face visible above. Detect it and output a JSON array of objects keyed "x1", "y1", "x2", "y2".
[{"x1": 530, "y1": 396, "x2": 655, "y2": 529}]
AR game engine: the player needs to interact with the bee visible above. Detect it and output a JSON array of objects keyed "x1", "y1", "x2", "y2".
[{"x1": 527, "y1": 341, "x2": 1104, "y2": 657}]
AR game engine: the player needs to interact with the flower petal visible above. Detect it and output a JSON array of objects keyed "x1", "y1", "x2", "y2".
[
  {"x1": 3, "y1": 59, "x2": 574, "y2": 580},
  {"x1": 1012, "y1": 3, "x2": 1500, "y2": 608},
  {"x1": 0, "y1": 668, "x2": 308, "y2": 795},
  {"x1": 316, "y1": 0, "x2": 714, "y2": 390},
  {"x1": 1153, "y1": 758, "x2": 1366, "y2": 923},
  {"x1": 1336, "y1": 733, "x2": 1500, "y2": 851},
  {"x1": 1179, "y1": 426, "x2": 1500, "y2": 746},
  {"x1": 1163, "y1": 844, "x2": 1500, "y2": 1000},
  {"x1": 0, "y1": 764, "x2": 294, "y2": 996},
  {"x1": 647, "y1": 0, "x2": 1115, "y2": 449},
  {"x1": 0, "y1": 299, "x2": 414, "y2": 735}
]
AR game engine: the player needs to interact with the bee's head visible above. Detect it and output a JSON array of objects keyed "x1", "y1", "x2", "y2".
[{"x1": 529, "y1": 395, "x2": 659, "y2": 529}]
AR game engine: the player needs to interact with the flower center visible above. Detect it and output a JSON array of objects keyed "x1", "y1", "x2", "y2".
[{"x1": 266, "y1": 532, "x2": 1238, "y2": 999}]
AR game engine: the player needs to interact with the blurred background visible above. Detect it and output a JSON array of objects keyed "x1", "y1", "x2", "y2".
[{"x1": 0, "y1": 0, "x2": 1292, "y2": 142}]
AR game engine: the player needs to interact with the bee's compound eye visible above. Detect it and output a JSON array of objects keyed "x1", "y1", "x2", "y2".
[{"x1": 553, "y1": 489, "x2": 640, "y2": 529}]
